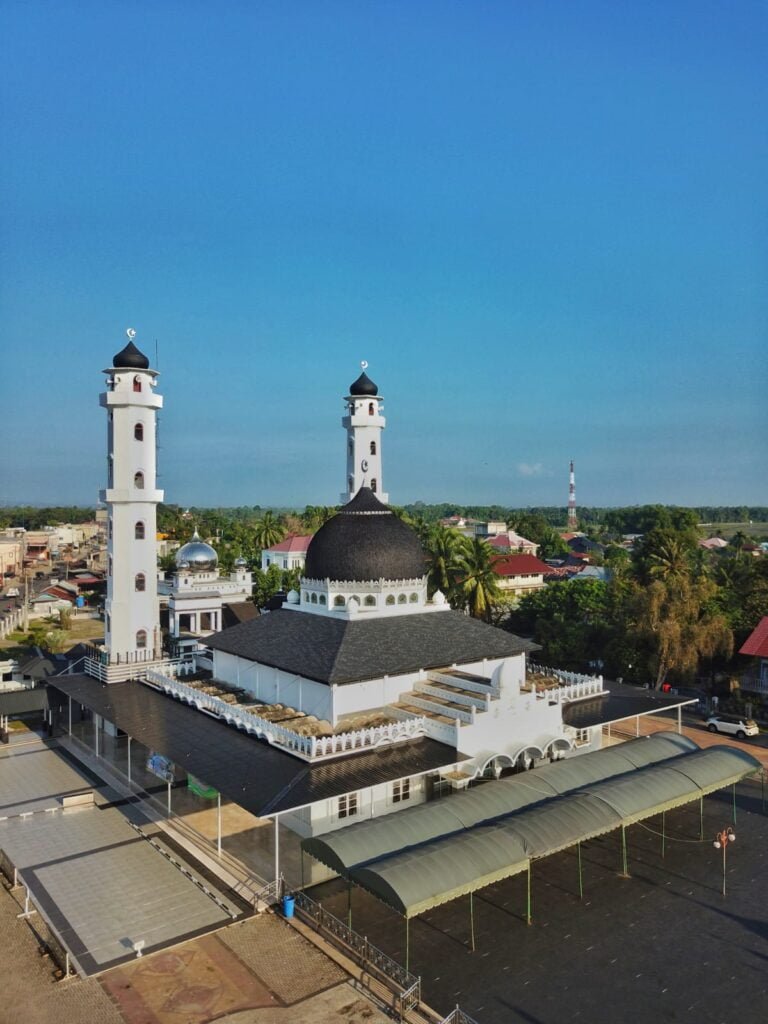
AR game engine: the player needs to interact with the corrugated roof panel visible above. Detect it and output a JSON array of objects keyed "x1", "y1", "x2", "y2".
[
  {"x1": 503, "y1": 793, "x2": 620, "y2": 857},
  {"x1": 352, "y1": 825, "x2": 529, "y2": 918}
]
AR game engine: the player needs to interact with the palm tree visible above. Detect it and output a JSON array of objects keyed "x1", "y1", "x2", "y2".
[
  {"x1": 456, "y1": 536, "x2": 502, "y2": 622},
  {"x1": 646, "y1": 532, "x2": 692, "y2": 583},
  {"x1": 424, "y1": 526, "x2": 466, "y2": 598},
  {"x1": 253, "y1": 511, "x2": 285, "y2": 550}
]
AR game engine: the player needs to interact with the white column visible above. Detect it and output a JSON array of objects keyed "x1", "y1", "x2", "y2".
[
  {"x1": 127, "y1": 736, "x2": 132, "y2": 785},
  {"x1": 274, "y1": 815, "x2": 280, "y2": 882},
  {"x1": 217, "y1": 793, "x2": 222, "y2": 857}
]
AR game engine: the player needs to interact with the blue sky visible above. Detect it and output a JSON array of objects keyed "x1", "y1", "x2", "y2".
[{"x1": 2, "y1": 1, "x2": 766, "y2": 508}]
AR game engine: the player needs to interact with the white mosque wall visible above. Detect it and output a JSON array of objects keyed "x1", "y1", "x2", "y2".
[{"x1": 213, "y1": 651, "x2": 334, "y2": 722}]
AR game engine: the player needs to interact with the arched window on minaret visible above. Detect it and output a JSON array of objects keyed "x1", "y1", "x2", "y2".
[
  {"x1": 348, "y1": 475, "x2": 354, "y2": 492},
  {"x1": 136, "y1": 629, "x2": 147, "y2": 649},
  {"x1": 370, "y1": 441, "x2": 376, "y2": 455},
  {"x1": 133, "y1": 376, "x2": 142, "y2": 393},
  {"x1": 134, "y1": 471, "x2": 144, "y2": 489},
  {"x1": 135, "y1": 573, "x2": 146, "y2": 592},
  {"x1": 370, "y1": 478, "x2": 377, "y2": 493},
  {"x1": 134, "y1": 423, "x2": 144, "y2": 441},
  {"x1": 368, "y1": 402, "x2": 374, "y2": 415},
  {"x1": 135, "y1": 521, "x2": 145, "y2": 540}
]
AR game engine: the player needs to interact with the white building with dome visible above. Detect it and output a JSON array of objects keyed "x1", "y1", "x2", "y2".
[{"x1": 159, "y1": 532, "x2": 253, "y2": 639}]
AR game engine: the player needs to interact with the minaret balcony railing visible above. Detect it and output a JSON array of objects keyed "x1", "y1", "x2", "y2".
[
  {"x1": 99, "y1": 487, "x2": 164, "y2": 504},
  {"x1": 99, "y1": 391, "x2": 162, "y2": 410}
]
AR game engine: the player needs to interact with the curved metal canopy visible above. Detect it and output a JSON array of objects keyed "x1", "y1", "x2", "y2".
[{"x1": 302, "y1": 732, "x2": 698, "y2": 877}]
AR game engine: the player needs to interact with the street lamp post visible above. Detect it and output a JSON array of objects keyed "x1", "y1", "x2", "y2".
[{"x1": 713, "y1": 826, "x2": 735, "y2": 896}]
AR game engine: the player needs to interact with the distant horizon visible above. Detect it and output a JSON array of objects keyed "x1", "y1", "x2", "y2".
[{"x1": 3, "y1": 498, "x2": 767, "y2": 515}]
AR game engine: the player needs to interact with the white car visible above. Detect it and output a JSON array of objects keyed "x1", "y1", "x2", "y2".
[{"x1": 706, "y1": 714, "x2": 759, "y2": 739}]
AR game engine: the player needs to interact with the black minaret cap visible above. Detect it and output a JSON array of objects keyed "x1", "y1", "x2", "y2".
[
  {"x1": 349, "y1": 371, "x2": 378, "y2": 396},
  {"x1": 113, "y1": 339, "x2": 150, "y2": 370}
]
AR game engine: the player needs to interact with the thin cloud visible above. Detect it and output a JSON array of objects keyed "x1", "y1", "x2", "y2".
[{"x1": 517, "y1": 462, "x2": 548, "y2": 478}]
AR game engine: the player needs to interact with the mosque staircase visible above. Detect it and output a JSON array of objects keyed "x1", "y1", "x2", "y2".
[{"x1": 391, "y1": 668, "x2": 498, "y2": 729}]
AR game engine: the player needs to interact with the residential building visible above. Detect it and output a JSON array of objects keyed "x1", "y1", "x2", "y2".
[{"x1": 261, "y1": 535, "x2": 313, "y2": 572}]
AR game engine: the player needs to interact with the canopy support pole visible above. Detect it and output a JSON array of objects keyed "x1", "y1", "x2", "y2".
[
  {"x1": 301, "y1": 850, "x2": 305, "y2": 890},
  {"x1": 347, "y1": 881, "x2": 352, "y2": 929},
  {"x1": 661, "y1": 811, "x2": 666, "y2": 859},
  {"x1": 577, "y1": 842, "x2": 583, "y2": 900},
  {"x1": 700, "y1": 796, "x2": 704, "y2": 840},
  {"x1": 762, "y1": 769, "x2": 765, "y2": 813},
  {"x1": 526, "y1": 864, "x2": 532, "y2": 925},
  {"x1": 405, "y1": 918, "x2": 410, "y2": 971},
  {"x1": 469, "y1": 891, "x2": 475, "y2": 952},
  {"x1": 620, "y1": 825, "x2": 629, "y2": 877},
  {"x1": 732, "y1": 783, "x2": 737, "y2": 825}
]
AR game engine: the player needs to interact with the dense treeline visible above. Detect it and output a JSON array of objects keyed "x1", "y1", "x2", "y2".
[
  {"x1": 0, "y1": 507, "x2": 98, "y2": 529},
  {"x1": 3, "y1": 503, "x2": 767, "y2": 534}
]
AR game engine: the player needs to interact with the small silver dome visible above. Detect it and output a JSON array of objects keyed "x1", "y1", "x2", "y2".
[
  {"x1": 234, "y1": 557, "x2": 248, "y2": 567},
  {"x1": 178, "y1": 559, "x2": 190, "y2": 570},
  {"x1": 175, "y1": 530, "x2": 218, "y2": 573}
]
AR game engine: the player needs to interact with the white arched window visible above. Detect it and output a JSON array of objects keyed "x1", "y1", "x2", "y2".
[
  {"x1": 386, "y1": 594, "x2": 395, "y2": 606},
  {"x1": 136, "y1": 629, "x2": 147, "y2": 649},
  {"x1": 398, "y1": 593, "x2": 407, "y2": 604},
  {"x1": 370, "y1": 441, "x2": 376, "y2": 455},
  {"x1": 364, "y1": 595, "x2": 376, "y2": 606},
  {"x1": 135, "y1": 573, "x2": 146, "y2": 592},
  {"x1": 334, "y1": 595, "x2": 346, "y2": 607},
  {"x1": 370, "y1": 478, "x2": 377, "y2": 493},
  {"x1": 133, "y1": 376, "x2": 142, "y2": 393},
  {"x1": 134, "y1": 422, "x2": 144, "y2": 441},
  {"x1": 368, "y1": 402, "x2": 374, "y2": 415},
  {"x1": 134, "y1": 471, "x2": 144, "y2": 489}
]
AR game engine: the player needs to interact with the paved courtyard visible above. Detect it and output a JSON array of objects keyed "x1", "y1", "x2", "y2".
[
  {"x1": 0, "y1": 742, "x2": 239, "y2": 973},
  {"x1": 0, "y1": 883, "x2": 387, "y2": 1024},
  {"x1": 308, "y1": 778, "x2": 768, "y2": 1024}
]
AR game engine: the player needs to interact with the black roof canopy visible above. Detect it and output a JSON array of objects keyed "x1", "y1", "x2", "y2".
[
  {"x1": 205, "y1": 608, "x2": 537, "y2": 686},
  {"x1": 49, "y1": 675, "x2": 463, "y2": 816}
]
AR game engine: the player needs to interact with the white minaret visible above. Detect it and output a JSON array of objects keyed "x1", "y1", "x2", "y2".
[
  {"x1": 99, "y1": 329, "x2": 163, "y2": 667},
  {"x1": 341, "y1": 362, "x2": 388, "y2": 503}
]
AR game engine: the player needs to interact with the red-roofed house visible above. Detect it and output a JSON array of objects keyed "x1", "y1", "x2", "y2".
[
  {"x1": 261, "y1": 535, "x2": 313, "y2": 572},
  {"x1": 486, "y1": 531, "x2": 538, "y2": 556},
  {"x1": 739, "y1": 617, "x2": 768, "y2": 694},
  {"x1": 492, "y1": 554, "x2": 550, "y2": 602}
]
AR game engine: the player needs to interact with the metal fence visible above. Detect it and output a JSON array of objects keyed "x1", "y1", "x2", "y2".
[
  {"x1": 438, "y1": 1008, "x2": 482, "y2": 1024},
  {"x1": 293, "y1": 889, "x2": 421, "y2": 1009}
]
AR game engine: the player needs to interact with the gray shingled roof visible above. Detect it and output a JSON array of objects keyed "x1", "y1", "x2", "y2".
[
  {"x1": 48, "y1": 676, "x2": 463, "y2": 816},
  {"x1": 204, "y1": 608, "x2": 537, "y2": 686}
]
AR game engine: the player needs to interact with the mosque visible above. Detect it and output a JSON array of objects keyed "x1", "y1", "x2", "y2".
[{"x1": 46, "y1": 332, "x2": 688, "y2": 887}]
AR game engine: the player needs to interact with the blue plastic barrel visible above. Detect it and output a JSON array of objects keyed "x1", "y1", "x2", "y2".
[
  {"x1": 282, "y1": 894, "x2": 295, "y2": 918},
  {"x1": 75, "y1": 596, "x2": 85, "y2": 608}
]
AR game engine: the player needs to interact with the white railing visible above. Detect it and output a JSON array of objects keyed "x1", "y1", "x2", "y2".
[
  {"x1": 85, "y1": 657, "x2": 181, "y2": 684},
  {"x1": 528, "y1": 662, "x2": 606, "y2": 704},
  {"x1": 143, "y1": 670, "x2": 429, "y2": 762}
]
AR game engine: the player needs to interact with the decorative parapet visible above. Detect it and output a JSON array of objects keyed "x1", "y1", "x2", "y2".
[
  {"x1": 143, "y1": 670, "x2": 429, "y2": 762},
  {"x1": 527, "y1": 662, "x2": 606, "y2": 704}
]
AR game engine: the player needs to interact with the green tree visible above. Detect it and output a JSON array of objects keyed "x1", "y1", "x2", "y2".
[
  {"x1": 631, "y1": 576, "x2": 733, "y2": 689},
  {"x1": 424, "y1": 526, "x2": 466, "y2": 599},
  {"x1": 253, "y1": 512, "x2": 285, "y2": 550},
  {"x1": 456, "y1": 537, "x2": 502, "y2": 622}
]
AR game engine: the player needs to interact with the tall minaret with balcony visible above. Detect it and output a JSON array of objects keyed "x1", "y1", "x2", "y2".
[
  {"x1": 341, "y1": 363, "x2": 388, "y2": 503},
  {"x1": 100, "y1": 330, "x2": 163, "y2": 668}
]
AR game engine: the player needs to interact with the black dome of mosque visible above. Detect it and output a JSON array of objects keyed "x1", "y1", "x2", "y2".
[
  {"x1": 113, "y1": 340, "x2": 150, "y2": 370},
  {"x1": 349, "y1": 371, "x2": 378, "y2": 396},
  {"x1": 304, "y1": 488, "x2": 426, "y2": 582}
]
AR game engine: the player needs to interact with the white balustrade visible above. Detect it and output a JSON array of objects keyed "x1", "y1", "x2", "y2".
[
  {"x1": 142, "y1": 670, "x2": 429, "y2": 762},
  {"x1": 527, "y1": 662, "x2": 606, "y2": 704}
]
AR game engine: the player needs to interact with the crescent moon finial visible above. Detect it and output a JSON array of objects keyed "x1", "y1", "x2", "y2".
[
  {"x1": 361, "y1": 360, "x2": 368, "y2": 370},
  {"x1": 126, "y1": 328, "x2": 136, "y2": 341}
]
